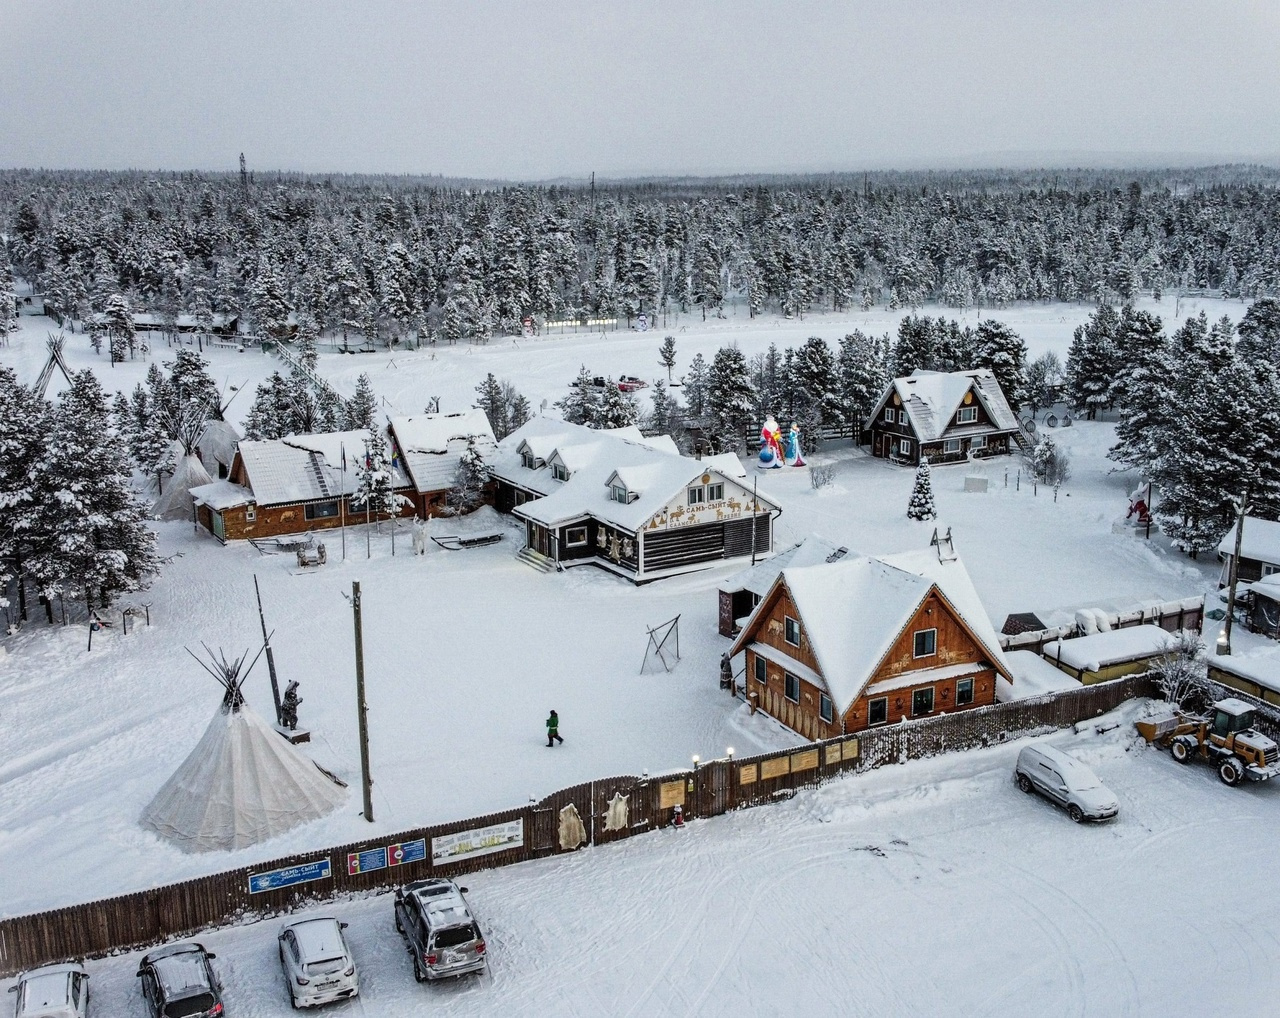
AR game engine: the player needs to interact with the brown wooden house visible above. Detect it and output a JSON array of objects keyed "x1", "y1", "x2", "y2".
[
  {"x1": 866, "y1": 368, "x2": 1024, "y2": 467},
  {"x1": 387, "y1": 410, "x2": 498, "y2": 519},
  {"x1": 729, "y1": 549, "x2": 1012, "y2": 741},
  {"x1": 192, "y1": 429, "x2": 415, "y2": 542}
]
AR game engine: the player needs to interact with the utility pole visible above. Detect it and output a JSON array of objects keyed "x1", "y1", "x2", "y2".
[
  {"x1": 351, "y1": 581, "x2": 374, "y2": 821},
  {"x1": 1218, "y1": 486, "x2": 1249, "y2": 656},
  {"x1": 254, "y1": 574, "x2": 283, "y2": 725},
  {"x1": 750, "y1": 475, "x2": 759, "y2": 566}
]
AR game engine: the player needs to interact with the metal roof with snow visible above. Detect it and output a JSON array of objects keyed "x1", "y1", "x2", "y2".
[
  {"x1": 866, "y1": 368, "x2": 1020, "y2": 442},
  {"x1": 389, "y1": 411, "x2": 497, "y2": 494},
  {"x1": 1217, "y1": 516, "x2": 1280, "y2": 566},
  {"x1": 236, "y1": 430, "x2": 409, "y2": 507}
]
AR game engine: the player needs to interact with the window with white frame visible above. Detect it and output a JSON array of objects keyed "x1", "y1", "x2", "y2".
[
  {"x1": 784, "y1": 672, "x2": 800, "y2": 703},
  {"x1": 611, "y1": 484, "x2": 628, "y2": 504},
  {"x1": 899, "y1": 409, "x2": 910, "y2": 425},
  {"x1": 970, "y1": 435, "x2": 986, "y2": 450},
  {"x1": 868, "y1": 697, "x2": 888, "y2": 726},
  {"x1": 899, "y1": 438, "x2": 912, "y2": 456},
  {"x1": 688, "y1": 485, "x2": 705, "y2": 505},
  {"x1": 956, "y1": 406, "x2": 978, "y2": 424},
  {"x1": 819, "y1": 693, "x2": 834, "y2": 723},
  {"x1": 956, "y1": 677, "x2": 975, "y2": 705},
  {"x1": 912, "y1": 686, "x2": 935, "y2": 716},
  {"x1": 565, "y1": 526, "x2": 588, "y2": 547},
  {"x1": 707, "y1": 482, "x2": 724, "y2": 501},
  {"x1": 885, "y1": 407, "x2": 896, "y2": 423},
  {"x1": 245, "y1": 505, "x2": 256, "y2": 522},
  {"x1": 913, "y1": 628, "x2": 937, "y2": 658},
  {"x1": 552, "y1": 462, "x2": 569, "y2": 481},
  {"x1": 514, "y1": 490, "x2": 527, "y2": 505},
  {"x1": 943, "y1": 438, "x2": 961, "y2": 454},
  {"x1": 784, "y1": 615, "x2": 801, "y2": 647},
  {"x1": 520, "y1": 451, "x2": 535, "y2": 469}
]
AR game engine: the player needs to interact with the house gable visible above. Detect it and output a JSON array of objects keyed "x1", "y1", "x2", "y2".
[{"x1": 641, "y1": 469, "x2": 777, "y2": 535}]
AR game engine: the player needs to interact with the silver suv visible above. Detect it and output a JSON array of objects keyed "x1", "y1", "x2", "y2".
[
  {"x1": 278, "y1": 917, "x2": 359, "y2": 1008},
  {"x1": 394, "y1": 879, "x2": 488, "y2": 982},
  {"x1": 8, "y1": 963, "x2": 89, "y2": 1018},
  {"x1": 1015, "y1": 743, "x2": 1119, "y2": 822}
]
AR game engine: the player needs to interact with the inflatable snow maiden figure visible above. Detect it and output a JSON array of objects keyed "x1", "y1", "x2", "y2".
[
  {"x1": 758, "y1": 417, "x2": 784, "y2": 468},
  {"x1": 784, "y1": 422, "x2": 806, "y2": 467}
]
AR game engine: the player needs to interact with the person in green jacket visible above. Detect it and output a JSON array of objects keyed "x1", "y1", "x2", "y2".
[{"x1": 546, "y1": 710, "x2": 564, "y2": 747}]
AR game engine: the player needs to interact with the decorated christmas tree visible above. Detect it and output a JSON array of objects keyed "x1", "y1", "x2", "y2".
[{"x1": 907, "y1": 460, "x2": 937, "y2": 521}]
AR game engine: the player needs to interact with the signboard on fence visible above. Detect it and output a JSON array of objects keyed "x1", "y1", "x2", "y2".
[
  {"x1": 659, "y1": 780, "x2": 685, "y2": 809},
  {"x1": 248, "y1": 858, "x2": 332, "y2": 894},
  {"x1": 388, "y1": 838, "x2": 427, "y2": 867},
  {"x1": 347, "y1": 847, "x2": 388, "y2": 876},
  {"x1": 431, "y1": 819, "x2": 524, "y2": 865}
]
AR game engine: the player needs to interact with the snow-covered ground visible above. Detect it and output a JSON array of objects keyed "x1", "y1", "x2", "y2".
[
  {"x1": 3, "y1": 300, "x2": 1260, "y2": 918},
  {"x1": 5, "y1": 709, "x2": 1279, "y2": 1016}
]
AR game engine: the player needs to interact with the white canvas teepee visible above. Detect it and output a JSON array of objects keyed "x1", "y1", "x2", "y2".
[
  {"x1": 140, "y1": 648, "x2": 346, "y2": 853},
  {"x1": 152, "y1": 453, "x2": 214, "y2": 521}
]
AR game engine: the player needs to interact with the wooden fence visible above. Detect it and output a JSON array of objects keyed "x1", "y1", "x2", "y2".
[{"x1": 0, "y1": 673, "x2": 1156, "y2": 978}]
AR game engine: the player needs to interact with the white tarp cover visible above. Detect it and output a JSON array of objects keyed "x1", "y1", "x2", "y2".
[
  {"x1": 152, "y1": 454, "x2": 214, "y2": 521},
  {"x1": 140, "y1": 704, "x2": 347, "y2": 853}
]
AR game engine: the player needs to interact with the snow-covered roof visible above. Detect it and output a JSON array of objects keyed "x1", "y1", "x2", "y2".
[
  {"x1": 1241, "y1": 574, "x2": 1280, "y2": 601},
  {"x1": 492, "y1": 417, "x2": 775, "y2": 532},
  {"x1": 999, "y1": 649, "x2": 1084, "y2": 701},
  {"x1": 721, "y1": 534, "x2": 850, "y2": 597},
  {"x1": 864, "y1": 660, "x2": 988, "y2": 698},
  {"x1": 174, "y1": 313, "x2": 237, "y2": 330},
  {"x1": 1041, "y1": 625, "x2": 1176, "y2": 672},
  {"x1": 1211, "y1": 653, "x2": 1280, "y2": 695},
  {"x1": 190, "y1": 480, "x2": 254, "y2": 510},
  {"x1": 236, "y1": 430, "x2": 410, "y2": 507},
  {"x1": 1218, "y1": 516, "x2": 1280, "y2": 566},
  {"x1": 868, "y1": 368, "x2": 1020, "y2": 442},
  {"x1": 389, "y1": 411, "x2": 497, "y2": 494},
  {"x1": 736, "y1": 549, "x2": 1009, "y2": 716}
]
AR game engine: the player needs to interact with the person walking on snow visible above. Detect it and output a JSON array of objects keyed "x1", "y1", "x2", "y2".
[{"x1": 546, "y1": 710, "x2": 564, "y2": 747}]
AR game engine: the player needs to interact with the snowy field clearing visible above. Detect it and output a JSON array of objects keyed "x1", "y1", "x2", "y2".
[
  {"x1": 0, "y1": 299, "x2": 1258, "y2": 918},
  {"x1": 4, "y1": 708, "x2": 1278, "y2": 1016}
]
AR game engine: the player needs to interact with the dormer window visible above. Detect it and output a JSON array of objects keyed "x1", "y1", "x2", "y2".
[
  {"x1": 552, "y1": 463, "x2": 569, "y2": 481},
  {"x1": 520, "y1": 451, "x2": 535, "y2": 469},
  {"x1": 956, "y1": 406, "x2": 978, "y2": 424},
  {"x1": 611, "y1": 484, "x2": 629, "y2": 504}
]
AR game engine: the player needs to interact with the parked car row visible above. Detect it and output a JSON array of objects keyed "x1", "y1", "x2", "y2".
[{"x1": 7, "y1": 879, "x2": 486, "y2": 1016}]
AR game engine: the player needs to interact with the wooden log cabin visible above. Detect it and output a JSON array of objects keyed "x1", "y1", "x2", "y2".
[
  {"x1": 866, "y1": 368, "x2": 1024, "y2": 467},
  {"x1": 191, "y1": 429, "x2": 415, "y2": 542},
  {"x1": 489, "y1": 417, "x2": 782, "y2": 582},
  {"x1": 728, "y1": 549, "x2": 1012, "y2": 741}
]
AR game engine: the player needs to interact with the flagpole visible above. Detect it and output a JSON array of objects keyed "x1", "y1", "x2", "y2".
[{"x1": 340, "y1": 441, "x2": 347, "y2": 561}]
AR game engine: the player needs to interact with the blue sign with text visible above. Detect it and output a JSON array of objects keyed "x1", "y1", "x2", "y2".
[
  {"x1": 248, "y1": 858, "x2": 332, "y2": 894},
  {"x1": 388, "y1": 838, "x2": 427, "y2": 867}
]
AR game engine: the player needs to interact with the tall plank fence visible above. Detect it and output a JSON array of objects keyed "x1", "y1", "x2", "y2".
[{"x1": 0, "y1": 674, "x2": 1156, "y2": 978}]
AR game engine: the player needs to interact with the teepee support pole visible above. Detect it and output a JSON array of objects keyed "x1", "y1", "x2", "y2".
[
  {"x1": 254, "y1": 574, "x2": 283, "y2": 725},
  {"x1": 351, "y1": 581, "x2": 374, "y2": 822}
]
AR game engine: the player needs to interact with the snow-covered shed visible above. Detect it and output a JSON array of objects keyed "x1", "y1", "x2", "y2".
[
  {"x1": 728, "y1": 548, "x2": 1012, "y2": 741},
  {"x1": 717, "y1": 534, "x2": 850, "y2": 636},
  {"x1": 865, "y1": 368, "x2": 1024, "y2": 466},
  {"x1": 1238, "y1": 573, "x2": 1280, "y2": 641},
  {"x1": 1217, "y1": 515, "x2": 1280, "y2": 586},
  {"x1": 997, "y1": 649, "x2": 1084, "y2": 702},
  {"x1": 193, "y1": 429, "x2": 414, "y2": 542},
  {"x1": 489, "y1": 417, "x2": 781, "y2": 582},
  {"x1": 387, "y1": 409, "x2": 498, "y2": 517},
  {"x1": 1040, "y1": 625, "x2": 1176, "y2": 684},
  {"x1": 1208, "y1": 653, "x2": 1280, "y2": 709}
]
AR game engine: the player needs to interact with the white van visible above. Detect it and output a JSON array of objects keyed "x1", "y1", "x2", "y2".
[{"x1": 1015, "y1": 743, "x2": 1119, "y2": 822}]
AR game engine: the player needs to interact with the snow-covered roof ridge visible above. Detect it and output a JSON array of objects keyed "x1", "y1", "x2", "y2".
[
  {"x1": 389, "y1": 411, "x2": 497, "y2": 494},
  {"x1": 866, "y1": 367, "x2": 1020, "y2": 442},
  {"x1": 492, "y1": 416, "x2": 777, "y2": 532},
  {"x1": 722, "y1": 534, "x2": 849, "y2": 597},
  {"x1": 238, "y1": 429, "x2": 410, "y2": 507},
  {"x1": 1217, "y1": 515, "x2": 1280, "y2": 565}
]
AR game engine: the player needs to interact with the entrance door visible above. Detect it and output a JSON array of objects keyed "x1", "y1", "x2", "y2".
[{"x1": 212, "y1": 511, "x2": 225, "y2": 541}]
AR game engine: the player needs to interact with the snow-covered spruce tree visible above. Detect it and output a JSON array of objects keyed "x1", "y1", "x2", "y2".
[
  {"x1": 556, "y1": 366, "x2": 601, "y2": 426},
  {"x1": 1237, "y1": 297, "x2": 1280, "y2": 368},
  {"x1": 0, "y1": 367, "x2": 53, "y2": 615},
  {"x1": 892, "y1": 314, "x2": 934, "y2": 377},
  {"x1": 0, "y1": 272, "x2": 19, "y2": 343},
  {"x1": 243, "y1": 372, "x2": 291, "y2": 440},
  {"x1": 1023, "y1": 352, "x2": 1063, "y2": 419},
  {"x1": 169, "y1": 348, "x2": 221, "y2": 418},
  {"x1": 26, "y1": 369, "x2": 159, "y2": 612},
  {"x1": 295, "y1": 312, "x2": 320, "y2": 372},
  {"x1": 1065, "y1": 304, "x2": 1121, "y2": 418},
  {"x1": 345, "y1": 373, "x2": 378, "y2": 432},
  {"x1": 103, "y1": 294, "x2": 134, "y2": 365},
  {"x1": 658, "y1": 335, "x2": 677, "y2": 381},
  {"x1": 906, "y1": 460, "x2": 937, "y2": 521},
  {"x1": 250, "y1": 258, "x2": 292, "y2": 343},
  {"x1": 973, "y1": 319, "x2": 1028, "y2": 408},
  {"x1": 684, "y1": 352, "x2": 710, "y2": 420},
  {"x1": 791, "y1": 336, "x2": 843, "y2": 435},
  {"x1": 351, "y1": 436, "x2": 401, "y2": 526},
  {"x1": 1109, "y1": 316, "x2": 1174, "y2": 471},
  {"x1": 445, "y1": 436, "x2": 488, "y2": 515},
  {"x1": 1026, "y1": 436, "x2": 1071, "y2": 486},
  {"x1": 837, "y1": 330, "x2": 888, "y2": 440},
  {"x1": 596, "y1": 380, "x2": 639, "y2": 429},
  {"x1": 505, "y1": 383, "x2": 531, "y2": 434},
  {"x1": 474, "y1": 373, "x2": 508, "y2": 439},
  {"x1": 647, "y1": 379, "x2": 675, "y2": 436},
  {"x1": 706, "y1": 345, "x2": 755, "y2": 449}
]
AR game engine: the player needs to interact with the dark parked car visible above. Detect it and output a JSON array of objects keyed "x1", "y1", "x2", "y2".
[
  {"x1": 137, "y1": 943, "x2": 224, "y2": 1018},
  {"x1": 394, "y1": 879, "x2": 488, "y2": 982}
]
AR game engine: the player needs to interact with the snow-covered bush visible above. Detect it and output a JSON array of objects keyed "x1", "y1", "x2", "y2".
[
  {"x1": 1026, "y1": 436, "x2": 1071, "y2": 486},
  {"x1": 810, "y1": 465, "x2": 835, "y2": 490},
  {"x1": 1151, "y1": 630, "x2": 1209, "y2": 707}
]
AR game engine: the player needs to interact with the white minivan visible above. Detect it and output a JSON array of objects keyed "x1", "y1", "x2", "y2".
[{"x1": 1015, "y1": 743, "x2": 1119, "y2": 822}]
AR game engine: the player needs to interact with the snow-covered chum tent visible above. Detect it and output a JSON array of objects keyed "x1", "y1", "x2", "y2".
[
  {"x1": 865, "y1": 368, "x2": 1024, "y2": 467},
  {"x1": 1040, "y1": 625, "x2": 1176, "y2": 684},
  {"x1": 152, "y1": 453, "x2": 214, "y2": 521},
  {"x1": 728, "y1": 547, "x2": 1012, "y2": 741},
  {"x1": 140, "y1": 652, "x2": 346, "y2": 853},
  {"x1": 387, "y1": 409, "x2": 498, "y2": 517},
  {"x1": 489, "y1": 416, "x2": 781, "y2": 582},
  {"x1": 196, "y1": 418, "x2": 241, "y2": 480}
]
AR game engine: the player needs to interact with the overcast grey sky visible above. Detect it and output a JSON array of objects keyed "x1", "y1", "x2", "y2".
[{"x1": 3, "y1": 0, "x2": 1277, "y2": 179}]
